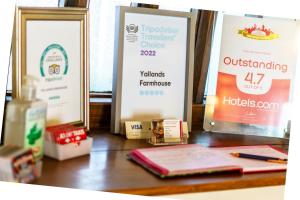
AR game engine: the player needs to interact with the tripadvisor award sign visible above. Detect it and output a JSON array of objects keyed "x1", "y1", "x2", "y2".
[
  {"x1": 111, "y1": 7, "x2": 195, "y2": 134},
  {"x1": 204, "y1": 15, "x2": 298, "y2": 137},
  {"x1": 12, "y1": 8, "x2": 89, "y2": 129}
]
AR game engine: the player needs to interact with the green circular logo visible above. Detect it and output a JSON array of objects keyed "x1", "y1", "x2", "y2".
[{"x1": 40, "y1": 44, "x2": 68, "y2": 77}]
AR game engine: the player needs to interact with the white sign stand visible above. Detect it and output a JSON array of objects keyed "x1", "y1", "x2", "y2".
[{"x1": 111, "y1": 6, "x2": 196, "y2": 134}]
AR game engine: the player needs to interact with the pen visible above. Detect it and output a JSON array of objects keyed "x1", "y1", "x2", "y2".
[{"x1": 230, "y1": 152, "x2": 288, "y2": 164}]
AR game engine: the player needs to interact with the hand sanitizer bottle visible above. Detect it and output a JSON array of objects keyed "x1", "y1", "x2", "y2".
[{"x1": 4, "y1": 75, "x2": 47, "y2": 160}]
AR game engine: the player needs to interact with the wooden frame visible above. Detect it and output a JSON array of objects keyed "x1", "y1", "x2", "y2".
[{"x1": 12, "y1": 7, "x2": 89, "y2": 129}]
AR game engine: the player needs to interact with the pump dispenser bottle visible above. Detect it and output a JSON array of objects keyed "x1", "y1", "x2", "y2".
[{"x1": 4, "y1": 75, "x2": 47, "y2": 160}]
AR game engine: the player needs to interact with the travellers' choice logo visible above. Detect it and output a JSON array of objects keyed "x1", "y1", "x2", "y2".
[
  {"x1": 40, "y1": 44, "x2": 68, "y2": 80},
  {"x1": 126, "y1": 24, "x2": 139, "y2": 33},
  {"x1": 125, "y1": 24, "x2": 139, "y2": 43},
  {"x1": 238, "y1": 24, "x2": 279, "y2": 40}
]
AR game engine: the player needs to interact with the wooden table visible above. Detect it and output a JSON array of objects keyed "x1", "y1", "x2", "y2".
[{"x1": 33, "y1": 129, "x2": 289, "y2": 196}]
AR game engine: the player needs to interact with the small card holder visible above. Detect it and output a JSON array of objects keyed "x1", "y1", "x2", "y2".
[
  {"x1": 44, "y1": 125, "x2": 92, "y2": 161},
  {"x1": 148, "y1": 119, "x2": 188, "y2": 145},
  {"x1": 44, "y1": 137, "x2": 93, "y2": 161}
]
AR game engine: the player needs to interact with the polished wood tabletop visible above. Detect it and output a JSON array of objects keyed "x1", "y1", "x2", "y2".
[{"x1": 33, "y1": 129, "x2": 289, "y2": 196}]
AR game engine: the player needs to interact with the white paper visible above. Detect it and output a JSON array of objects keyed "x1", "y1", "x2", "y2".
[
  {"x1": 216, "y1": 145, "x2": 288, "y2": 172},
  {"x1": 120, "y1": 13, "x2": 188, "y2": 122},
  {"x1": 163, "y1": 120, "x2": 181, "y2": 138},
  {"x1": 26, "y1": 20, "x2": 81, "y2": 126}
]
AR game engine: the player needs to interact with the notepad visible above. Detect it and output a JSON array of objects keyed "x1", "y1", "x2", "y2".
[{"x1": 128, "y1": 144, "x2": 288, "y2": 177}]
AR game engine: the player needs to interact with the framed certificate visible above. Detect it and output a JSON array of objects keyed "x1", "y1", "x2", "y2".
[
  {"x1": 12, "y1": 7, "x2": 89, "y2": 129},
  {"x1": 111, "y1": 6, "x2": 196, "y2": 134}
]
